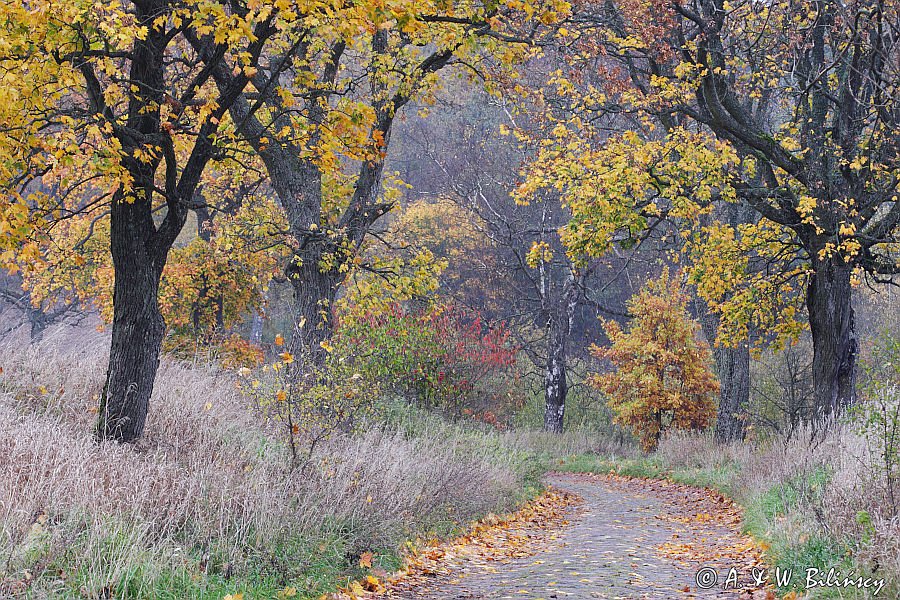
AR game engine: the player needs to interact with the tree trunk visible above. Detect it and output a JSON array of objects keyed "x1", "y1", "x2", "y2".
[
  {"x1": 543, "y1": 274, "x2": 578, "y2": 433},
  {"x1": 543, "y1": 326, "x2": 568, "y2": 433},
  {"x1": 191, "y1": 204, "x2": 221, "y2": 338},
  {"x1": 287, "y1": 247, "x2": 341, "y2": 369},
  {"x1": 29, "y1": 309, "x2": 49, "y2": 343},
  {"x1": 250, "y1": 311, "x2": 264, "y2": 343},
  {"x1": 692, "y1": 294, "x2": 750, "y2": 443},
  {"x1": 95, "y1": 7, "x2": 172, "y2": 443},
  {"x1": 96, "y1": 198, "x2": 166, "y2": 443},
  {"x1": 713, "y1": 342, "x2": 750, "y2": 442},
  {"x1": 807, "y1": 256, "x2": 857, "y2": 420}
]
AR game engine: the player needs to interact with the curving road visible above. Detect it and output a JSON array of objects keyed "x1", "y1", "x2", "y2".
[{"x1": 381, "y1": 473, "x2": 770, "y2": 599}]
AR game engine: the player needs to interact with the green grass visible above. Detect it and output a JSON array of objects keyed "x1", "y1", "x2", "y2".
[
  {"x1": 26, "y1": 520, "x2": 384, "y2": 599},
  {"x1": 734, "y1": 469, "x2": 876, "y2": 598},
  {"x1": 32, "y1": 526, "x2": 405, "y2": 600},
  {"x1": 770, "y1": 537, "x2": 853, "y2": 596},
  {"x1": 551, "y1": 451, "x2": 742, "y2": 494}
]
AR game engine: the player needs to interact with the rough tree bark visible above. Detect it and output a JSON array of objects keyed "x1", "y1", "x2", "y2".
[
  {"x1": 713, "y1": 342, "x2": 750, "y2": 442},
  {"x1": 807, "y1": 255, "x2": 857, "y2": 419},
  {"x1": 97, "y1": 195, "x2": 168, "y2": 442},
  {"x1": 286, "y1": 251, "x2": 342, "y2": 367},
  {"x1": 693, "y1": 296, "x2": 749, "y2": 443}
]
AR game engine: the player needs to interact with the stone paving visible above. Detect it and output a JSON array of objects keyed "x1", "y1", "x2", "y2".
[{"x1": 384, "y1": 473, "x2": 764, "y2": 599}]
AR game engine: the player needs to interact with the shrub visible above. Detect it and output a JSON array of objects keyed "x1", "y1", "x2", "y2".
[
  {"x1": 335, "y1": 302, "x2": 519, "y2": 422},
  {"x1": 591, "y1": 270, "x2": 718, "y2": 451},
  {"x1": 237, "y1": 332, "x2": 378, "y2": 468}
]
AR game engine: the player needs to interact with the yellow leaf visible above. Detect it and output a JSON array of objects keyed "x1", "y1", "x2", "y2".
[{"x1": 362, "y1": 574, "x2": 383, "y2": 592}]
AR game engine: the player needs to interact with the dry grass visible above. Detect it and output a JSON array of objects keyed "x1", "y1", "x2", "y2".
[
  {"x1": 656, "y1": 431, "x2": 751, "y2": 472},
  {"x1": 501, "y1": 428, "x2": 635, "y2": 459},
  {"x1": 819, "y1": 388, "x2": 900, "y2": 583},
  {"x1": 0, "y1": 327, "x2": 530, "y2": 598},
  {"x1": 655, "y1": 405, "x2": 900, "y2": 595}
]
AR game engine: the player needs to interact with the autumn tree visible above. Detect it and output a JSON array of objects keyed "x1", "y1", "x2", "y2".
[
  {"x1": 555, "y1": 0, "x2": 900, "y2": 420},
  {"x1": 408, "y1": 87, "x2": 636, "y2": 433},
  {"x1": 380, "y1": 198, "x2": 507, "y2": 317},
  {"x1": 592, "y1": 271, "x2": 718, "y2": 451},
  {"x1": 0, "y1": 0, "x2": 291, "y2": 441},
  {"x1": 189, "y1": 0, "x2": 569, "y2": 366},
  {"x1": 159, "y1": 188, "x2": 285, "y2": 354},
  {"x1": 0, "y1": 273, "x2": 84, "y2": 341}
]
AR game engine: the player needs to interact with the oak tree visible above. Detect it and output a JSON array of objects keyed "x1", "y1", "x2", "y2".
[{"x1": 189, "y1": 0, "x2": 568, "y2": 366}]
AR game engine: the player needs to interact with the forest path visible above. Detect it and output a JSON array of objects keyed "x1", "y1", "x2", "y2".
[{"x1": 371, "y1": 473, "x2": 771, "y2": 600}]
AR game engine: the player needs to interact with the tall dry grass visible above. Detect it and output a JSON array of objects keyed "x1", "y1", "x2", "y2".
[
  {"x1": 0, "y1": 327, "x2": 527, "y2": 597},
  {"x1": 655, "y1": 401, "x2": 900, "y2": 594}
]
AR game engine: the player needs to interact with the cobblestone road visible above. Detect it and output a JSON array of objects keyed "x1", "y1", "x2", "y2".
[{"x1": 383, "y1": 473, "x2": 768, "y2": 599}]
